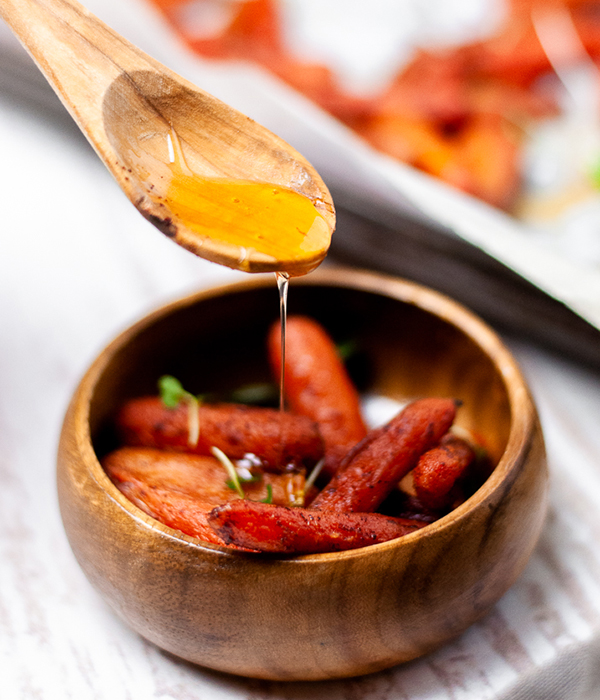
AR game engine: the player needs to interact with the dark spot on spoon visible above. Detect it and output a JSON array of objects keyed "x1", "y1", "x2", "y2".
[{"x1": 140, "y1": 209, "x2": 176, "y2": 238}]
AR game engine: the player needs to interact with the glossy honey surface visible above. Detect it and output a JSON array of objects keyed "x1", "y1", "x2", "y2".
[{"x1": 164, "y1": 172, "x2": 330, "y2": 272}]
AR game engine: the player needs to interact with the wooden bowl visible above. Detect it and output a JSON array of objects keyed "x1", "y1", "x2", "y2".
[{"x1": 57, "y1": 268, "x2": 548, "y2": 681}]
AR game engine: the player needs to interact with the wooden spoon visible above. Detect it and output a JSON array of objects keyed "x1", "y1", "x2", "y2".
[{"x1": 0, "y1": 0, "x2": 335, "y2": 275}]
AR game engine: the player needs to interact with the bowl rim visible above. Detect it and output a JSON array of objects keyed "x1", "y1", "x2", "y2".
[{"x1": 68, "y1": 266, "x2": 537, "y2": 562}]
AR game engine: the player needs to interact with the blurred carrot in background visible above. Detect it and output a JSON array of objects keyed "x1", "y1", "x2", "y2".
[{"x1": 147, "y1": 0, "x2": 600, "y2": 210}]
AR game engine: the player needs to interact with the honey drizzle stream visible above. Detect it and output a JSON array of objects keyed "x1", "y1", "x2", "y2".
[{"x1": 276, "y1": 272, "x2": 289, "y2": 469}]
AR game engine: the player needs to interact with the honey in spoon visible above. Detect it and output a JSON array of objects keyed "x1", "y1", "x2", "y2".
[
  {"x1": 1, "y1": 0, "x2": 335, "y2": 276},
  {"x1": 116, "y1": 117, "x2": 332, "y2": 276},
  {"x1": 99, "y1": 70, "x2": 334, "y2": 276},
  {"x1": 161, "y1": 131, "x2": 330, "y2": 274}
]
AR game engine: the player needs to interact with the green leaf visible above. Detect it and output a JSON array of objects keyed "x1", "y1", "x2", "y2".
[
  {"x1": 229, "y1": 382, "x2": 278, "y2": 405},
  {"x1": 158, "y1": 375, "x2": 186, "y2": 408},
  {"x1": 336, "y1": 338, "x2": 358, "y2": 361},
  {"x1": 591, "y1": 160, "x2": 600, "y2": 190},
  {"x1": 226, "y1": 474, "x2": 262, "y2": 490},
  {"x1": 260, "y1": 484, "x2": 273, "y2": 504}
]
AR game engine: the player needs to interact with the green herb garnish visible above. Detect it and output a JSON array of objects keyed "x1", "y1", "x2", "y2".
[
  {"x1": 260, "y1": 484, "x2": 273, "y2": 504},
  {"x1": 225, "y1": 473, "x2": 262, "y2": 490},
  {"x1": 229, "y1": 382, "x2": 278, "y2": 406},
  {"x1": 211, "y1": 446, "x2": 245, "y2": 498},
  {"x1": 158, "y1": 375, "x2": 201, "y2": 446},
  {"x1": 159, "y1": 375, "x2": 190, "y2": 408},
  {"x1": 336, "y1": 339, "x2": 358, "y2": 361},
  {"x1": 304, "y1": 457, "x2": 325, "y2": 496}
]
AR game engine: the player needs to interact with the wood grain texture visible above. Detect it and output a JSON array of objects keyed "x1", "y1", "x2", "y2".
[
  {"x1": 56, "y1": 270, "x2": 549, "y2": 680},
  {"x1": 0, "y1": 0, "x2": 335, "y2": 274}
]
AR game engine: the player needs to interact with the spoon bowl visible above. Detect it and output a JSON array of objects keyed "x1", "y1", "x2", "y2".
[{"x1": 0, "y1": 0, "x2": 335, "y2": 274}]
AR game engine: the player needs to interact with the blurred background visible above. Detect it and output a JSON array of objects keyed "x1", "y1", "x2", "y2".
[
  {"x1": 2, "y1": 1, "x2": 600, "y2": 362},
  {"x1": 139, "y1": 0, "x2": 600, "y2": 363}
]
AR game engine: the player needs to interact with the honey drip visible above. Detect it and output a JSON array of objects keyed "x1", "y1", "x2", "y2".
[
  {"x1": 276, "y1": 271, "x2": 289, "y2": 469},
  {"x1": 162, "y1": 130, "x2": 329, "y2": 273},
  {"x1": 276, "y1": 272, "x2": 289, "y2": 415},
  {"x1": 160, "y1": 133, "x2": 323, "y2": 472}
]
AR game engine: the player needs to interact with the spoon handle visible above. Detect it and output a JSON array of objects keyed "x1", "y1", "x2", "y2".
[
  {"x1": 0, "y1": 0, "x2": 162, "y2": 151},
  {"x1": 0, "y1": 0, "x2": 336, "y2": 274}
]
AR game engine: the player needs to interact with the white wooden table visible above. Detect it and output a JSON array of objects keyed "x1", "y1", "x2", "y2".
[{"x1": 1, "y1": 13, "x2": 600, "y2": 699}]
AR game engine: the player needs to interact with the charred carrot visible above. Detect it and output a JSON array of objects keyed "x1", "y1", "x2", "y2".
[
  {"x1": 102, "y1": 446, "x2": 306, "y2": 507},
  {"x1": 208, "y1": 500, "x2": 426, "y2": 554},
  {"x1": 116, "y1": 480, "x2": 234, "y2": 546},
  {"x1": 412, "y1": 433, "x2": 475, "y2": 511},
  {"x1": 102, "y1": 447, "x2": 305, "y2": 550},
  {"x1": 267, "y1": 315, "x2": 367, "y2": 478},
  {"x1": 116, "y1": 397, "x2": 324, "y2": 471},
  {"x1": 311, "y1": 398, "x2": 457, "y2": 513}
]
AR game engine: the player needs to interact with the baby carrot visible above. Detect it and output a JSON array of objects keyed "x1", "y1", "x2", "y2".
[
  {"x1": 208, "y1": 500, "x2": 426, "y2": 554},
  {"x1": 116, "y1": 397, "x2": 324, "y2": 471},
  {"x1": 412, "y1": 433, "x2": 475, "y2": 511},
  {"x1": 102, "y1": 446, "x2": 305, "y2": 507},
  {"x1": 311, "y1": 398, "x2": 457, "y2": 513},
  {"x1": 267, "y1": 315, "x2": 368, "y2": 478}
]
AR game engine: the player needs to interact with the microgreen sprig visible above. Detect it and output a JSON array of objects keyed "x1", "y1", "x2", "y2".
[
  {"x1": 210, "y1": 446, "x2": 245, "y2": 498},
  {"x1": 260, "y1": 484, "x2": 273, "y2": 504},
  {"x1": 590, "y1": 160, "x2": 600, "y2": 190},
  {"x1": 303, "y1": 457, "x2": 325, "y2": 497},
  {"x1": 212, "y1": 447, "x2": 273, "y2": 503},
  {"x1": 158, "y1": 375, "x2": 201, "y2": 447}
]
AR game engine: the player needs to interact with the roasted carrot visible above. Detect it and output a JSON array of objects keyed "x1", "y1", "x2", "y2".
[
  {"x1": 103, "y1": 448, "x2": 230, "y2": 545},
  {"x1": 103, "y1": 447, "x2": 306, "y2": 549},
  {"x1": 116, "y1": 397, "x2": 324, "y2": 471},
  {"x1": 102, "y1": 447, "x2": 306, "y2": 508},
  {"x1": 116, "y1": 480, "x2": 234, "y2": 546},
  {"x1": 412, "y1": 434, "x2": 475, "y2": 511},
  {"x1": 311, "y1": 398, "x2": 457, "y2": 513},
  {"x1": 267, "y1": 315, "x2": 368, "y2": 478},
  {"x1": 208, "y1": 500, "x2": 426, "y2": 554}
]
